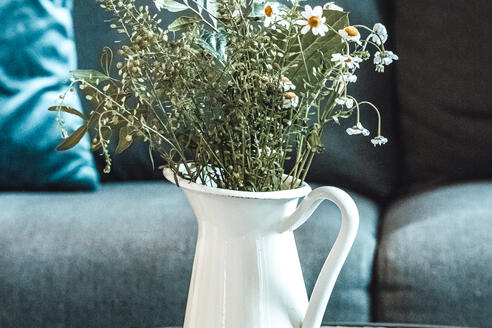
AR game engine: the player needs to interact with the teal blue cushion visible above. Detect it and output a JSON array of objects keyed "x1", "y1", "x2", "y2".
[{"x1": 0, "y1": 0, "x2": 99, "y2": 190}]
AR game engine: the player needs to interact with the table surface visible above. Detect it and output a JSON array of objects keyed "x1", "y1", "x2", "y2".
[{"x1": 160, "y1": 323, "x2": 470, "y2": 328}]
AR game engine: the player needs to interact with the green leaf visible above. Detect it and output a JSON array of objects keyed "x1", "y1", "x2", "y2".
[
  {"x1": 168, "y1": 15, "x2": 201, "y2": 31},
  {"x1": 198, "y1": 29, "x2": 227, "y2": 62},
  {"x1": 162, "y1": 0, "x2": 188, "y2": 12},
  {"x1": 100, "y1": 46, "x2": 113, "y2": 76},
  {"x1": 70, "y1": 69, "x2": 111, "y2": 83},
  {"x1": 115, "y1": 126, "x2": 133, "y2": 154},
  {"x1": 207, "y1": 0, "x2": 219, "y2": 27},
  {"x1": 56, "y1": 125, "x2": 88, "y2": 151},
  {"x1": 283, "y1": 10, "x2": 349, "y2": 91},
  {"x1": 48, "y1": 106, "x2": 85, "y2": 119},
  {"x1": 196, "y1": 0, "x2": 204, "y2": 14}
]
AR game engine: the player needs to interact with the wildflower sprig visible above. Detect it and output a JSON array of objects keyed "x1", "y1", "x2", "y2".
[{"x1": 51, "y1": 0, "x2": 397, "y2": 191}]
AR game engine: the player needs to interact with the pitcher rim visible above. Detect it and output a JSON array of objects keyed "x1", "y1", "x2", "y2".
[{"x1": 162, "y1": 166, "x2": 312, "y2": 200}]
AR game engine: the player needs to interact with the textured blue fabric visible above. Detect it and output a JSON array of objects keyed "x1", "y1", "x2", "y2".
[{"x1": 0, "y1": 0, "x2": 99, "y2": 190}]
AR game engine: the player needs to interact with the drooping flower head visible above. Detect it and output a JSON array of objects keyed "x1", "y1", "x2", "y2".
[
  {"x1": 283, "y1": 92, "x2": 299, "y2": 108},
  {"x1": 331, "y1": 53, "x2": 363, "y2": 70},
  {"x1": 369, "y1": 23, "x2": 388, "y2": 45},
  {"x1": 346, "y1": 122, "x2": 370, "y2": 136},
  {"x1": 333, "y1": 72, "x2": 357, "y2": 93},
  {"x1": 296, "y1": 5, "x2": 329, "y2": 36},
  {"x1": 335, "y1": 96, "x2": 354, "y2": 109},
  {"x1": 339, "y1": 26, "x2": 361, "y2": 44},
  {"x1": 374, "y1": 50, "x2": 399, "y2": 72},
  {"x1": 371, "y1": 135, "x2": 388, "y2": 146},
  {"x1": 280, "y1": 76, "x2": 296, "y2": 92}
]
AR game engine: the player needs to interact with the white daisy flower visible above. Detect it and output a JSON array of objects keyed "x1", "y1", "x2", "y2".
[
  {"x1": 333, "y1": 72, "x2": 357, "y2": 93},
  {"x1": 153, "y1": 0, "x2": 164, "y2": 11},
  {"x1": 264, "y1": 2, "x2": 280, "y2": 27},
  {"x1": 323, "y1": 2, "x2": 344, "y2": 11},
  {"x1": 331, "y1": 53, "x2": 363, "y2": 70},
  {"x1": 346, "y1": 122, "x2": 370, "y2": 136},
  {"x1": 337, "y1": 72, "x2": 357, "y2": 83},
  {"x1": 283, "y1": 92, "x2": 299, "y2": 108},
  {"x1": 335, "y1": 96, "x2": 354, "y2": 109},
  {"x1": 371, "y1": 135, "x2": 388, "y2": 146},
  {"x1": 280, "y1": 76, "x2": 296, "y2": 91},
  {"x1": 374, "y1": 50, "x2": 399, "y2": 72},
  {"x1": 369, "y1": 23, "x2": 388, "y2": 45},
  {"x1": 296, "y1": 5, "x2": 329, "y2": 36},
  {"x1": 338, "y1": 26, "x2": 361, "y2": 45}
]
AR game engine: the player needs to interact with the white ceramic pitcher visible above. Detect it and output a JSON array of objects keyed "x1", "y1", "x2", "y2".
[{"x1": 163, "y1": 168, "x2": 359, "y2": 328}]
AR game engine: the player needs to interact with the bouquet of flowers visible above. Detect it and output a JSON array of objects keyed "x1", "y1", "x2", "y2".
[{"x1": 51, "y1": 0, "x2": 397, "y2": 192}]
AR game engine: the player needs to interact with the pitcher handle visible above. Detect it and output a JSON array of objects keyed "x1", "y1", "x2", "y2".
[{"x1": 279, "y1": 187, "x2": 359, "y2": 328}]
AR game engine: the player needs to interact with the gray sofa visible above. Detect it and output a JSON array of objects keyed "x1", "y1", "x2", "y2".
[{"x1": 1, "y1": 0, "x2": 491, "y2": 328}]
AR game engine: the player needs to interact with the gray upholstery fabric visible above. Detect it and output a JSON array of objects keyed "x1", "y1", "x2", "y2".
[
  {"x1": 395, "y1": 1, "x2": 492, "y2": 190},
  {"x1": 72, "y1": 0, "x2": 399, "y2": 200},
  {"x1": 0, "y1": 182, "x2": 196, "y2": 328},
  {"x1": 375, "y1": 182, "x2": 492, "y2": 327},
  {"x1": 0, "y1": 181, "x2": 379, "y2": 328},
  {"x1": 298, "y1": 183, "x2": 380, "y2": 323}
]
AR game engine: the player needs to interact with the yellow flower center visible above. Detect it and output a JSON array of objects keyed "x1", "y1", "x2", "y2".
[
  {"x1": 285, "y1": 92, "x2": 297, "y2": 99},
  {"x1": 265, "y1": 5, "x2": 273, "y2": 17},
  {"x1": 281, "y1": 76, "x2": 291, "y2": 83},
  {"x1": 344, "y1": 26, "x2": 359, "y2": 36},
  {"x1": 308, "y1": 16, "x2": 320, "y2": 28}
]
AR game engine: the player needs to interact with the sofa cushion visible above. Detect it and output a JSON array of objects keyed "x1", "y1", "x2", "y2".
[
  {"x1": 72, "y1": 0, "x2": 399, "y2": 200},
  {"x1": 0, "y1": 0, "x2": 99, "y2": 191},
  {"x1": 395, "y1": 1, "x2": 492, "y2": 190},
  {"x1": 0, "y1": 181, "x2": 379, "y2": 327},
  {"x1": 376, "y1": 182, "x2": 492, "y2": 327}
]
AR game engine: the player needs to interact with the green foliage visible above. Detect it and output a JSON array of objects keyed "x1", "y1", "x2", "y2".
[
  {"x1": 48, "y1": 106, "x2": 85, "y2": 119},
  {"x1": 168, "y1": 15, "x2": 201, "y2": 31},
  {"x1": 69, "y1": 70, "x2": 112, "y2": 83},
  {"x1": 51, "y1": 0, "x2": 394, "y2": 191},
  {"x1": 285, "y1": 10, "x2": 348, "y2": 91},
  {"x1": 161, "y1": 0, "x2": 188, "y2": 12},
  {"x1": 115, "y1": 126, "x2": 134, "y2": 153},
  {"x1": 56, "y1": 125, "x2": 88, "y2": 151}
]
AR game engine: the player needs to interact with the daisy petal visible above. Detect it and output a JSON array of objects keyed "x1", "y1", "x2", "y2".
[
  {"x1": 301, "y1": 25, "x2": 311, "y2": 34},
  {"x1": 313, "y1": 6, "x2": 323, "y2": 17},
  {"x1": 302, "y1": 5, "x2": 313, "y2": 18}
]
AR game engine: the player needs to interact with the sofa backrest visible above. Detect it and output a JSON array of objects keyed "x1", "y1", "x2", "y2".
[{"x1": 394, "y1": 1, "x2": 492, "y2": 192}]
